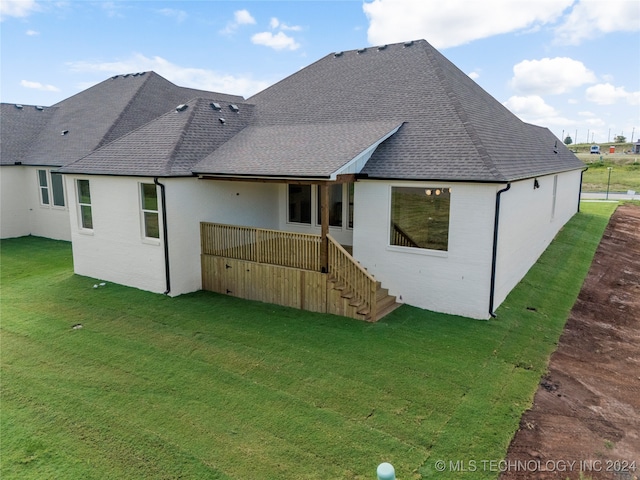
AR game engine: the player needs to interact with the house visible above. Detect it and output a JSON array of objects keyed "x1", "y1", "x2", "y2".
[{"x1": 0, "y1": 40, "x2": 585, "y2": 320}]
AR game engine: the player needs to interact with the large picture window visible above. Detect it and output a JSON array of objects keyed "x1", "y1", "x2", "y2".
[
  {"x1": 77, "y1": 179, "x2": 93, "y2": 230},
  {"x1": 141, "y1": 183, "x2": 160, "y2": 239},
  {"x1": 390, "y1": 186, "x2": 450, "y2": 251}
]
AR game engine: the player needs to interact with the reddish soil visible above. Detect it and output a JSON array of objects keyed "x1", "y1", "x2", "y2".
[{"x1": 500, "y1": 204, "x2": 640, "y2": 480}]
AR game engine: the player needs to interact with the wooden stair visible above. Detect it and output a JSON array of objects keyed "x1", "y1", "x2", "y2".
[{"x1": 328, "y1": 278, "x2": 401, "y2": 322}]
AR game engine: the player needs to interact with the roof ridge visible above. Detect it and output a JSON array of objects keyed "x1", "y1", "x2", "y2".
[
  {"x1": 96, "y1": 72, "x2": 154, "y2": 149},
  {"x1": 164, "y1": 97, "x2": 201, "y2": 175},
  {"x1": 423, "y1": 44, "x2": 507, "y2": 182}
]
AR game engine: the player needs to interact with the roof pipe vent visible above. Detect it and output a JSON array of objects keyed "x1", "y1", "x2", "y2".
[
  {"x1": 377, "y1": 45, "x2": 388, "y2": 51},
  {"x1": 219, "y1": 118, "x2": 226, "y2": 124},
  {"x1": 229, "y1": 104, "x2": 239, "y2": 112},
  {"x1": 334, "y1": 51, "x2": 343, "y2": 57},
  {"x1": 35, "y1": 106, "x2": 44, "y2": 111},
  {"x1": 357, "y1": 48, "x2": 367, "y2": 54},
  {"x1": 61, "y1": 130, "x2": 69, "y2": 136},
  {"x1": 176, "y1": 104, "x2": 188, "y2": 112},
  {"x1": 404, "y1": 40, "x2": 414, "y2": 47},
  {"x1": 210, "y1": 102, "x2": 222, "y2": 110},
  {"x1": 15, "y1": 104, "x2": 23, "y2": 109}
]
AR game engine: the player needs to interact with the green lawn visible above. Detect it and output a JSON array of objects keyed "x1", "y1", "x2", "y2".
[
  {"x1": 0, "y1": 202, "x2": 617, "y2": 479},
  {"x1": 577, "y1": 151, "x2": 640, "y2": 193}
]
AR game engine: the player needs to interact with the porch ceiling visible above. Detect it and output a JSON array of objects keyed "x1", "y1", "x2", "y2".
[{"x1": 192, "y1": 120, "x2": 403, "y2": 179}]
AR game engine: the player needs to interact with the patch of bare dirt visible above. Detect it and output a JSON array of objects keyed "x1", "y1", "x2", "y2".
[{"x1": 500, "y1": 204, "x2": 640, "y2": 480}]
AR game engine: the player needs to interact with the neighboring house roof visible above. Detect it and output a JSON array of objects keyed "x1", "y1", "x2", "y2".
[
  {"x1": 8, "y1": 72, "x2": 243, "y2": 168},
  {"x1": 0, "y1": 104, "x2": 56, "y2": 166},
  {"x1": 59, "y1": 98, "x2": 254, "y2": 177}
]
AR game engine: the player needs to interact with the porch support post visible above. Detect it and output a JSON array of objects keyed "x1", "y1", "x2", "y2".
[{"x1": 319, "y1": 182, "x2": 329, "y2": 273}]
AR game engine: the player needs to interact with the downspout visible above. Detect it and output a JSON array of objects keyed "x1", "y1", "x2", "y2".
[
  {"x1": 489, "y1": 183, "x2": 511, "y2": 318},
  {"x1": 578, "y1": 167, "x2": 587, "y2": 213},
  {"x1": 154, "y1": 177, "x2": 171, "y2": 295}
]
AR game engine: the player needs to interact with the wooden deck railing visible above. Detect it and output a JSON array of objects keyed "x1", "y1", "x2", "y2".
[
  {"x1": 201, "y1": 222, "x2": 322, "y2": 271},
  {"x1": 327, "y1": 234, "x2": 377, "y2": 320}
]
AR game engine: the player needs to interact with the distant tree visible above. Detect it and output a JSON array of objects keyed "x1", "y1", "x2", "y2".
[
  {"x1": 563, "y1": 136, "x2": 573, "y2": 145},
  {"x1": 614, "y1": 135, "x2": 626, "y2": 143}
]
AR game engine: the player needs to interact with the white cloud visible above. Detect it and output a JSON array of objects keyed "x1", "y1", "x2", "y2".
[
  {"x1": 26, "y1": 29, "x2": 39, "y2": 36},
  {"x1": 555, "y1": 0, "x2": 640, "y2": 45},
  {"x1": 251, "y1": 31, "x2": 300, "y2": 51},
  {"x1": 511, "y1": 57, "x2": 596, "y2": 95},
  {"x1": 221, "y1": 9, "x2": 256, "y2": 34},
  {"x1": 503, "y1": 95, "x2": 575, "y2": 129},
  {"x1": 20, "y1": 80, "x2": 60, "y2": 92},
  {"x1": 157, "y1": 8, "x2": 187, "y2": 23},
  {"x1": 586, "y1": 83, "x2": 640, "y2": 105},
  {"x1": 0, "y1": 0, "x2": 39, "y2": 20},
  {"x1": 362, "y1": 0, "x2": 573, "y2": 48},
  {"x1": 467, "y1": 71, "x2": 480, "y2": 80},
  {"x1": 66, "y1": 53, "x2": 270, "y2": 98},
  {"x1": 270, "y1": 17, "x2": 302, "y2": 32}
]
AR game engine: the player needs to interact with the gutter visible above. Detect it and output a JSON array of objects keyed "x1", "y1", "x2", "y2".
[
  {"x1": 154, "y1": 177, "x2": 171, "y2": 295},
  {"x1": 489, "y1": 183, "x2": 511, "y2": 318}
]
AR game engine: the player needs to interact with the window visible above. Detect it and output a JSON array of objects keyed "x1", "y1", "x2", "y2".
[
  {"x1": 77, "y1": 179, "x2": 93, "y2": 229},
  {"x1": 38, "y1": 169, "x2": 49, "y2": 205},
  {"x1": 141, "y1": 183, "x2": 160, "y2": 239},
  {"x1": 37, "y1": 170, "x2": 65, "y2": 207},
  {"x1": 288, "y1": 184, "x2": 311, "y2": 224},
  {"x1": 551, "y1": 175, "x2": 558, "y2": 220},
  {"x1": 51, "y1": 172, "x2": 65, "y2": 207},
  {"x1": 316, "y1": 184, "x2": 344, "y2": 227},
  {"x1": 390, "y1": 186, "x2": 450, "y2": 251}
]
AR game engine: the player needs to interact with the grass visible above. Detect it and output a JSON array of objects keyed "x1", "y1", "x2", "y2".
[
  {"x1": 576, "y1": 149, "x2": 640, "y2": 193},
  {"x1": 0, "y1": 202, "x2": 617, "y2": 479}
]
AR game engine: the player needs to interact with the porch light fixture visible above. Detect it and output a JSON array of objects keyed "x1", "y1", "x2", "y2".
[{"x1": 425, "y1": 189, "x2": 432, "y2": 196}]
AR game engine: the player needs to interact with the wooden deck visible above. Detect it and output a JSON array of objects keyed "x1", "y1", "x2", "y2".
[{"x1": 200, "y1": 223, "x2": 400, "y2": 321}]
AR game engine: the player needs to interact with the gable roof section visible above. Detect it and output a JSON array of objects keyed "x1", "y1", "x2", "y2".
[
  {"x1": 58, "y1": 98, "x2": 253, "y2": 177},
  {"x1": 0, "y1": 104, "x2": 56, "y2": 165},
  {"x1": 19, "y1": 72, "x2": 244, "y2": 168},
  {"x1": 193, "y1": 120, "x2": 403, "y2": 179},
  {"x1": 238, "y1": 40, "x2": 583, "y2": 183}
]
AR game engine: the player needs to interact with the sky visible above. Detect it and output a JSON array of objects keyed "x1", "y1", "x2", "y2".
[{"x1": 1, "y1": 0, "x2": 639, "y2": 144}]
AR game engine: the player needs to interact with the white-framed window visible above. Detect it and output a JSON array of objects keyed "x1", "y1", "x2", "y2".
[
  {"x1": 37, "y1": 169, "x2": 66, "y2": 207},
  {"x1": 37, "y1": 169, "x2": 49, "y2": 205},
  {"x1": 77, "y1": 179, "x2": 93, "y2": 230},
  {"x1": 389, "y1": 186, "x2": 451, "y2": 251},
  {"x1": 140, "y1": 183, "x2": 160, "y2": 239}
]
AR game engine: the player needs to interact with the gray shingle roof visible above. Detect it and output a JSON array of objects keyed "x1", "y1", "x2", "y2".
[
  {"x1": 241, "y1": 39, "x2": 583, "y2": 182},
  {"x1": 11, "y1": 72, "x2": 243, "y2": 168},
  {"x1": 0, "y1": 104, "x2": 56, "y2": 165},
  {"x1": 58, "y1": 98, "x2": 253, "y2": 176},
  {"x1": 193, "y1": 120, "x2": 402, "y2": 178}
]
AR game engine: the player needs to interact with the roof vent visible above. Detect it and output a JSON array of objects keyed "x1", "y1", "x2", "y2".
[
  {"x1": 404, "y1": 40, "x2": 414, "y2": 47},
  {"x1": 334, "y1": 51, "x2": 343, "y2": 57},
  {"x1": 139, "y1": 72, "x2": 146, "y2": 76},
  {"x1": 377, "y1": 45, "x2": 388, "y2": 51},
  {"x1": 61, "y1": 130, "x2": 69, "y2": 136},
  {"x1": 111, "y1": 75, "x2": 119, "y2": 80},
  {"x1": 15, "y1": 104, "x2": 23, "y2": 109},
  {"x1": 176, "y1": 104, "x2": 188, "y2": 112},
  {"x1": 357, "y1": 48, "x2": 367, "y2": 54},
  {"x1": 35, "y1": 106, "x2": 44, "y2": 111},
  {"x1": 210, "y1": 102, "x2": 222, "y2": 110},
  {"x1": 229, "y1": 104, "x2": 239, "y2": 112},
  {"x1": 219, "y1": 118, "x2": 226, "y2": 124},
  {"x1": 122, "y1": 73, "x2": 130, "y2": 78}
]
